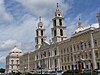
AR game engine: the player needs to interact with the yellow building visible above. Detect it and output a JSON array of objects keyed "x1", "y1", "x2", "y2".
[
  {"x1": 19, "y1": 4, "x2": 100, "y2": 72},
  {"x1": 19, "y1": 51, "x2": 35, "y2": 73},
  {"x1": 59, "y1": 19, "x2": 100, "y2": 70}
]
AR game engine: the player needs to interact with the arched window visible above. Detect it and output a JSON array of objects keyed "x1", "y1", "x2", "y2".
[
  {"x1": 41, "y1": 38, "x2": 43, "y2": 44},
  {"x1": 54, "y1": 30, "x2": 56, "y2": 36},
  {"x1": 41, "y1": 30, "x2": 43, "y2": 36},
  {"x1": 59, "y1": 19, "x2": 62, "y2": 26},
  {"x1": 36, "y1": 31, "x2": 38, "y2": 36},
  {"x1": 11, "y1": 60, "x2": 14, "y2": 64},
  {"x1": 60, "y1": 29, "x2": 63, "y2": 36},
  {"x1": 53, "y1": 20, "x2": 56, "y2": 26}
]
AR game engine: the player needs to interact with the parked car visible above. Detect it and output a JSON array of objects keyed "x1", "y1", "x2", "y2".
[{"x1": 94, "y1": 69, "x2": 100, "y2": 73}]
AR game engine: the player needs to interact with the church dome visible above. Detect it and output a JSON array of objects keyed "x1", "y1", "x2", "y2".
[
  {"x1": 9, "y1": 47, "x2": 22, "y2": 57},
  {"x1": 74, "y1": 18, "x2": 84, "y2": 33},
  {"x1": 75, "y1": 27, "x2": 84, "y2": 33}
]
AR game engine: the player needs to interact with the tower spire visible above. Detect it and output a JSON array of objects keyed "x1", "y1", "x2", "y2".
[
  {"x1": 56, "y1": 3, "x2": 59, "y2": 11},
  {"x1": 39, "y1": 16, "x2": 41, "y2": 22},
  {"x1": 78, "y1": 17, "x2": 82, "y2": 28}
]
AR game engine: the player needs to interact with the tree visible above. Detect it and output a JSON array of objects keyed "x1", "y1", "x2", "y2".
[{"x1": 0, "y1": 68, "x2": 5, "y2": 73}]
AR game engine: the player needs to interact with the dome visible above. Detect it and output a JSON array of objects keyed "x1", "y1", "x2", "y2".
[
  {"x1": 9, "y1": 47, "x2": 22, "y2": 57},
  {"x1": 74, "y1": 18, "x2": 84, "y2": 33},
  {"x1": 75, "y1": 27, "x2": 84, "y2": 33}
]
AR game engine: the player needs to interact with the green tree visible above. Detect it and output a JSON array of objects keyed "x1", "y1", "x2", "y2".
[{"x1": 0, "y1": 68, "x2": 5, "y2": 73}]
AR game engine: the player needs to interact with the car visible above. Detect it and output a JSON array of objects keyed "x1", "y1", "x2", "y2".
[
  {"x1": 83, "y1": 69, "x2": 92, "y2": 73},
  {"x1": 94, "y1": 69, "x2": 100, "y2": 73}
]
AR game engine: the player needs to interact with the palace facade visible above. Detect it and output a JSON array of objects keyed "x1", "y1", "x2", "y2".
[{"x1": 19, "y1": 4, "x2": 100, "y2": 73}]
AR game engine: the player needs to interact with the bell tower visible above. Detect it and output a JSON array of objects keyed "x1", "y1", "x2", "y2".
[
  {"x1": 52, "y1": 3, "x2": 67, "y2": 43},
  {"x1": 35, "y1": 17, "x2": 46, "y2": 49},
  {"x1": 97, "y1": 13, "x2": 100, "y2": 28}
]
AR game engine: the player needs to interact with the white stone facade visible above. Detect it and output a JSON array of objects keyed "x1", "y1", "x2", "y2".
[{"x1": 6, "y1": 47, "x2": 22, "y2": 73}]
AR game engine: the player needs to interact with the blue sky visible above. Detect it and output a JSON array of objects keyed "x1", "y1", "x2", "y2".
[{"x1": 0, "y1": 0, "x2": 100, "y2": 68}]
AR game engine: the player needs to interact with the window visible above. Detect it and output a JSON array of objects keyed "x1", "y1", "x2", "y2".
[
  {"x1": 64, "y1": 48, "x2": 66, "y2": 54},
  {"x1": 88, "y1": 41, "x2": 91, "y2": 48},
  {"x1": 73, "y1": 45, "x2": 76, "y2": 51},
  {"x1": 70, "y1": 46, "x2": 72, "y2": 52},
  {"x1": 61, "y1": 57, "x2": 63, "y2": 63},
  {"x1": 59, "y1": 19, "x2": 62, "y2": 26},
  {"x1": 84, "y1": 42, "x2": 87, "y2": 49},
  {"x1": 71, "y1": 54, "x2": 73, "y2": 61},
  {"x1": 58, "y1": 14, "x2": 60, "y2": 16},
  {"x1": 86, "y1": 65, "x2": 88, "y2": 69},
  {"x1": 64, "y1": 57, "x2": 66, "y2": 62},
  {"x1": 65, "y1": 66, "x2": 67, "y2": 70},
  {"x1": 80, "y1": 42, "x2": 83, "y2": 50},
  {"x1": 61, "y1": 49, "x2": 63, "y2": 54},
  {"x1": 96, "y1": 52, "x2": 99, "y2": 58},
  {"x1": 67, "y1": 48, "x2": 69, "y2": 52},
  {"x1": 62, "y1": 66, "x2": 64, "y2": 70},
  {"x1": 74, "y1": 55, "x2": 76, "y2": 60},
  {"x1": 11, "y1": 60, "x2": 14, "y2": 64},
  {"x1": 41, "y1": 38, "x2": 43, "y2": 44},
  {"x1": 86, "y1": 53, "x2": 88, "y2": 58},
  {"x1": 54, "y1": 20, "x2": 56, "y2": 26},
  {"x1": 54, "y1": 30, "x2": 56, "y2": 36},
  {"x1": 68, "y1": 65, "x2": 70, "y2": 70},
  {"x1": 16, "y1": 60, "x2": 19, "y2": 64},
  {"x1": 60, "y1": 29, "x2": 63, "y2": 36},
  {"x1": 67, "y1": 55, "x2": 69, "y2": 62},
  {"x1": 55, "y1": 59, "x2": 58, "y2": 67},
  {"x1": 41, "y1": 30, "x2": 43, "y2": 36},
  {"x1": 89, "y1": 53, "x2": 92, "y2": 58},
  {"x1": 94, "y1": 40, "x2": 98, "y2": 47},
  {"x1": 43, "y1": 51, "x2": 46, "y2": 57},
  {"x1": 36, "y1": 31, "x2": 38, "y2": 36},
  {"x1": 41, "y1": 54, "x2": 42, "y2": 58},
  {"x1": 37, "y1": 39, "x2": 38, "y2": 44},
  {"x1": 77, "y1": 45, "x2": 79, "y2": 51},
  {"x1": 97, "y1": 62, "x2": 100, "y2": 69},
  {"x1": 48, "y1": 52, "x2": 50, "y2": 56},
  {"x1": 55, "y1": 50, "x2": 57, "y2": 55},
  {"x1": 11, "y1": 65, "x2": 13, "y2": 69},
  {"x1": 37, "y1": 55, "x2": 38, "y2": 59}
]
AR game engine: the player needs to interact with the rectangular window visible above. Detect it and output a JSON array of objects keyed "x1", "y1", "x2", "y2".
[
  {"x1": 64, "y1": 56, "x2": 66, "y2": 62},
  {"x1": 59, "y1": 19, "x2": 62, "y2": 26},
  {"x1": 84, "y1": 42, "x2": 87, "y2": 49},
  {"x1": 77, "y1": 45, "x2": 79, "y2": 51},
  {"x1": 64, "y1": 48, "x2": 66, "y2": 54},
  {"x1": 73, "y1": 45, "x2": 76, "y2": 51},
  {"x1": 96, "y1": 52, "x2": 99, "y2": 58},
  {"x1": 54, "y1": 20, "x2": 56, "y2": 26},
  {"x1": 94, "y1": 40, "x2": 98, "y2": 47},
  {"x1": 70, "y1": 46, "x2": 72, "y2": 52},
  {"x1": 55, "y1": 50, "x2": 57, "y2": 55},
  {"x1": 88, "y1": 41, "x2": 91, "y2": 48}
]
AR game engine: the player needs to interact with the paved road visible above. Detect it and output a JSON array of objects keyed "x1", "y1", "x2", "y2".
[{"x1": 98, "y1": 73, "x2": 100, "y2": 75}]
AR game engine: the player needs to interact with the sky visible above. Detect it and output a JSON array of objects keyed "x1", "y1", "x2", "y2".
[{"x1": 0, "y1": 0, "x2": 100, "y2": 68}]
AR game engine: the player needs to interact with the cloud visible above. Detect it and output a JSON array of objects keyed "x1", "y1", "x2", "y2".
[
  {"x1": 0, "y1": 56, "x2": 6, "y2": 63},
  {"x1": 14, "y1": 0, "x2": 71, "y2": 17},
  {"x1": 0, "y1": 0, "x2": 13, "y2": 23},
  {"x1": 0, "y1": 40, "x2": 21, "y2": 51}
]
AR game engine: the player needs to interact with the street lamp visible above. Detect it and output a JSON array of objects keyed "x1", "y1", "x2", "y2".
[
  {"x1": 24, "y1": 67, "x2": 27, "y2": 74},
  {"x1": 78, "y1": 40, "x2": 83, "y2": 75}
]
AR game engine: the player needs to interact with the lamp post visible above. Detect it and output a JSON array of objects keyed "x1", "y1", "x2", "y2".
[
  {"x1": 78, "y1": 40, "x2": 83, "y2": 75},
  {"x1": 24, "y1": 67, "x2": 27, "y2": 75}
]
